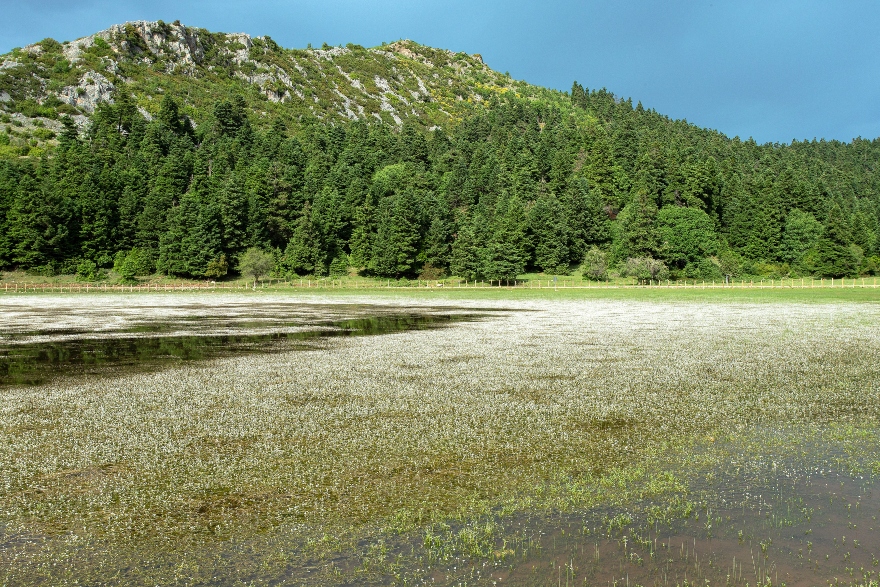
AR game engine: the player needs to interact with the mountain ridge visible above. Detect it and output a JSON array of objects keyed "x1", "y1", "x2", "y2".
[{"x1": 0, "y1": 19, "x2": 554, "y2": 142}]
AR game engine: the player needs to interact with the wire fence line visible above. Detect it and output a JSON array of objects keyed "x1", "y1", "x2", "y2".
[{"x1": 2, "y1": 276, "x2": 879, "y2": 294}]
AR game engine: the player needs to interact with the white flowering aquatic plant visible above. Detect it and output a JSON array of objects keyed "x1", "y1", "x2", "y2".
[{"x1": 0, "y1": 293, "x2": 878, "y2": 584}]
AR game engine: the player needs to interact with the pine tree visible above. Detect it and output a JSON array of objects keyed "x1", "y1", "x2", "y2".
[
  {"x1": 70, "y1": 148, "x2": 120, "y2": 267},
  {"x1": 348, "y1": 194, "x2": 375, "y2": 270},
  {"x1": 137, "y1": 136, "x2": 192, "y2": 253},
  {"x1": 617, "y1": 187, "x2": 660, "y2": 260},
  {"x1": 283, "y1": 202, "x2": 325, "y2": 276},
  {"x1": 566, "y1": 177, "x2": 610, "y2": 252},
  {"x1": 397, "y1": 121, "x2": 430, "y2": 168},
  {"x1": 682, "y1": 157, "x2": 720, "y2": 213},
  {"x1": 0, "y1": 162, "x2": 20, "y2": 267},
  {"x1": 157, "y1": 191, "x2": 222, "y2": 277},
  {"x1": 423, "y1": 197, "x2": 454, "y2": 270},
  {"x1": 7, "y1": 171, "x2": 71, "y2": 268},
  {"x1": 850, "y1": 208, "x2": 876, "y2": 255},
  {"x1": 720, "y1": 173, "x2": 752, "y2": 250},
  {"x1": 117, "y1": 168, "x2": 145, "y2": 251},
  {"x1": 743, "y1": 204, "x2": 781, "y2": 262},
  {"x1": 743, "y1": 173, "x2": 783, "y2": 261},
  {"x1": 586, "y1": 128, "x2": 616, "y2": 207},
  {"x1": 371, "y1": 188, "x2": 421, "y2": 277},
  {"x1": 213, "y1": 96, "x2": 249, "y2": 138},
  {"x1": 816, "y1": 202, "x2": 856, "y2": 277},
  {"x1": 780, "y1": 209, "x2": 823, "y2": 266},
  {"x1": 481, "y1": 195, "x2": 528, "y2": 280},
  {"x1": 157, "y1": 94, "x2": 185, "y2": 136},
  {"x1": 246, "y1": 157, "x2": 273, "y2": 249},
  {"x1": 218, "y1": 170, "x2": 248, "y2": 259},
  {"x1": 630, "y1": 149, "x2": 666, "y2": 207},
  {"x1": 450, "y1": 215, "x2": 482, "y2": 280},
  {"x1": 529, "y1": 191, "x2": 571, "y2": 273}
]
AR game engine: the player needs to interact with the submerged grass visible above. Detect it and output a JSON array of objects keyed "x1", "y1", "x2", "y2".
[{"x1": 0, "y1": 294, "x2": 879, "y2": 584}]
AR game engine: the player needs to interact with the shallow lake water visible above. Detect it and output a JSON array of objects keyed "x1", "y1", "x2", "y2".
[
  {"x1": 1, "y1": 295, "x2": 878, "y2": 586},
  {"x1": 0, "y1": 305, "x2": 489, "y2": 385},
  {"x1": 423, "y1": 471, "x2": 880, "y2": 587}
]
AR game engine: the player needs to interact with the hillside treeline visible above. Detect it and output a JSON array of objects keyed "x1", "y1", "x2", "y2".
[{"x1": 1, "y1": 85, "x2": 878, "y2": 281}]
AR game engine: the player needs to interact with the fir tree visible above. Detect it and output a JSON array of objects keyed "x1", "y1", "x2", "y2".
[
  {"x1": 450, "y1": 216, "x2": 482, "y2": 280},
  {"x1": 816, "y1": 202, "x2": 856, "y2": 277},
  {"x1": 481, "y1": 195, "x2": 528, "y2": 280},
  {"x1": 348, "y1": 194, "x2": 375, "y2": 270},
  {"x1": 7, "y1": 171, "x2": 71, "y2": 268},
  {"x1": 617, "y1": 188, "x2": 660, "y2": 260},
  {"x1": 371, "y1": 188, "x2": 421, "y2": 277},
  {"x1": 283, "y1": 202, "x2": 325, "y2": 276},
  {"x1": 780, "y1": 209, "x2": 823, "y2": 266},
  {"x1": 423, "y1": 197, "x2": 454, "y2": 270},
  {"x1": 529, "y1": 191, "x2": 571, "y2": 273}
]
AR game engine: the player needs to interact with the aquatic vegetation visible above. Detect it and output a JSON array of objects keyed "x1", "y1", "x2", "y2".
[
  {"x1": 0, "y1": 295, "x2": 483, "y2": 385},
  {"x1": 0, "y1": 294, "x2": 878, "y2": 585}
]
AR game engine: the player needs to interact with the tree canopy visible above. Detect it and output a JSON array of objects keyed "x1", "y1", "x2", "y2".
[{"x1": 1, "y1": 88, "x2": 879, "y2": 281}]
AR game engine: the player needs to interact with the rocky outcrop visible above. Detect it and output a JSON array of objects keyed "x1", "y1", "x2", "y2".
[
  {"x1": 313, "y1": 46, "x2": 350, "y2": 60},
  {"x1": 57, "y1": 72, "x2": 115, "y2": 113},
  {"x1": 1, "y1": 20, "x2": 521, "y2": 130},
  {"x1": 108, "y1": 21, "x2": 206, "y2": 66}
]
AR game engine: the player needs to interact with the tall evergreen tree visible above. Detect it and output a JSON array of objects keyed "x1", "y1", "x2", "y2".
[
  {"x1": 283, "y1": 202, "x2": 325, "y2": 276},
  {"x1": 348, "y1": 193, "x2": 376, "y2": 270},
  {"x1": 450, "y1": 213, "x2": 483, "y2": 280},
  {"x1": 529, "y1": 191, "x2": 571, "y2": 273},
  {"x1": 617, "y1": 187, "x2": 660, "y2": 260},
  {"x1": 816, "y1": 202, "x2": 856, "y2": 277},
  {"x1": 0, "y1": 162, "x2": 21, "y2": 266},
  {"x1": 481, "y1": 195, "x2": 528, "y2": 280},
  {"x1": 7, "y1": 171, "x2": 72, "y2": 268},
  {"x1": 566, "y1": 177, "x2": 611, "y2": 251},
  {"x1": 780, "y1": 209, "x2": 823, "y2": 267},
  {"x1": 422, "y1": 195, "x2": 454, "y2": 271},
  {"x1": 371, "y1": 188, "x2": 422, "y2": 277}
]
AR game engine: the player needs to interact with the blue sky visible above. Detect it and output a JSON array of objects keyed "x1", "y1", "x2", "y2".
[{"x1": 2, "y1": 0, "x2": 878, "y2": 144}]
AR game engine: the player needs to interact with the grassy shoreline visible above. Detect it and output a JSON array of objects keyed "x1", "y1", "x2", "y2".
[{"x1": 2, "y1": 281, "x2": 879, "y2": 303}]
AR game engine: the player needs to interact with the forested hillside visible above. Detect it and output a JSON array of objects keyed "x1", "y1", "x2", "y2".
[{"x1": 1, "y1": 21, "x2": 878, "y2": 281}]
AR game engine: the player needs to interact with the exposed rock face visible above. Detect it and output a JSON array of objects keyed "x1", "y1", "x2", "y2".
[
  {"x1": 226, "y1": 33, "x2": 254, "y2": 65},
  {"x1": 236, "y1": 64, "x2": 297, "y2": 103},
  {"x1": 313, "y1": 46, "x2": 350, "y2": 60},
  {"x1": 61, "y1": 21, "x2": 236, "y2": 72},
  {"x1": 106, "y1": 21, "x2": 206, "y2": 68},
  {"x1": 58, "y1": 72, "x2": 115, "y2": 113},
  {"x1": 1, "y1": 20, "x2": 519, "y2": 129}
]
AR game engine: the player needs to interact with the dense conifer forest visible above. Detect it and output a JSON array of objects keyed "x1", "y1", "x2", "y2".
[{"x1": 1, "y1": 22, "x2": 878, "y2": 281}]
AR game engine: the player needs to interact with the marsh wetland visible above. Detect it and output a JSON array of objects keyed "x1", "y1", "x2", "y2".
[{"x1": 1, "y1": 292, "x2": 879, "y2": 586}]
